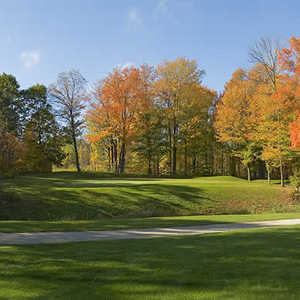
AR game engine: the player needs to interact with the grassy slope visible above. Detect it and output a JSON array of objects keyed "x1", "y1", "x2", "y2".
[
  {"x1": 1, "y1": 225, "x2": 300, "y2": 299},
  {"x1": 1, "y1": 172, "x2": 297, "y2": 222}
]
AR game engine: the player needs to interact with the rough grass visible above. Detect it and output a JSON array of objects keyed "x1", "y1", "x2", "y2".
[
  {"x1": 1, "y1": 225, "x2": 300, "y2": 299},
  {"x1": 0, "y1": 172, "x2": 298, "y2": 221}
]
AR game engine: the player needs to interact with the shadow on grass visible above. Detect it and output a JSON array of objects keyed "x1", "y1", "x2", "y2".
[
  {"x1": 0, "y1": 181, "x2": 213, "y2": 221},
  {"x1": 1, "y1": 173, "x2": 290, "y2": 222},
  {"x1": 1, "y1": 226, "x2": 300, "y2": 299}
]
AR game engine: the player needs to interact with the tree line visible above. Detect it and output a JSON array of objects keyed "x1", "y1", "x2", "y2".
[
  {"x1": 216, "y1": 37, "x2": 300, "y2": 186},
  {"x1": 1, "y1": 37, "x2": 300, "y2": 184}
]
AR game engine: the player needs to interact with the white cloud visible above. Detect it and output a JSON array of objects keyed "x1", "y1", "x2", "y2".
[
  {"x1": 128, "y1": 8, "x2": 142, "y2": 25},
  {"x1": 116, "y1": 61, "x2": 135, "y2": 70},
  {"x1": 20, "y1": 50, "x2": 40, "y2": 68}
]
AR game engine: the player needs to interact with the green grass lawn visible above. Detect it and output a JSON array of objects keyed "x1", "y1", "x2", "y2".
[
  {"x1": 1, "y1": 213, "x2": 300, "y2": 233},
  {"x1": 1, "y1": 225, "x2": 300, "y2": 300},
  {"x1": 1, "y1": 172, "x2": 297, "y2": 222}
]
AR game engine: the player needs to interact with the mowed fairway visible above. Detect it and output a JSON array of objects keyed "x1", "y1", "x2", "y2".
[
  {"x1": 0, "y1": 173, "x2": 295, "y2": 221},
  {"x1": 1, "y1": 225, "x2": 300, "y2": 300},
  {"x1": 1, "y1": 173, "x2": 300, "y2": 299}
]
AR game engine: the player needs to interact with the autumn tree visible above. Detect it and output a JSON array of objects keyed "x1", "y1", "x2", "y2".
[
  {"x1": 279, "y1": 37, "x2": 300, "y2": 149},
  {"x1": 86, "y1": 60, "x2": 216, "y2": 176},
  {"x1": 272, "y1": 36, "x2": 300, "y2": 185},
  {"x1": 248, "y1": 38, "x2": 289, "y2": 184},
  {"x1": 254, "y1": 82, "x2": 294, "y2": 187},
  {"x1": 179, "y1": 85, "x2": 216, "y2": 175},
  {"x1": 49, "y1": 70, "x2": 87, "y2": 172},
  {"x1": 155, "y1": 57, "x2": 205, "y2": 175},
  {"x1": 290, "y1": 116, "x2": 300, "y2": 149},
  {"x1": 86, "y1": 66, "x2": 152, "y2": 174},
  {"x1": 215, "y1": 68, "x2": 261, "y2": 182},
  {"x1": 249, "y1": 37, "x2": 300, "y2": 186}
]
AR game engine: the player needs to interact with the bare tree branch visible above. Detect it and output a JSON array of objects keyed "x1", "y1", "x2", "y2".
[
  {"x1": 48, "y1": 70, "x2": 87, "y2": 172},
  {"x1": 249, "y1": 37, "x2": 282, "y2": 90}
]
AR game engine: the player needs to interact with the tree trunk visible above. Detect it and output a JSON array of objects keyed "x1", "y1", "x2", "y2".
[
  {"x1": 221, "y1": 149, "x2": 224, "y2": 175},
  {"x1": 112, "y1": 142, "x2": 118, "y2": 175},
  {"x1": 230, "y1": 156, "x2": 236, "y2": 177},
  {"x1": 119, "y1": 142, "x2": 126, "y2": 174},
  {"x1": 156, "y1": 156, "x2": 160, "y2": 176},
  {"x1": 247, "y1": 166, "x2": 251, "y2": 183},
  {"x1": 267, "y1": 168, "x2": 271, "y2": 184},
  {"x1": 259, "y1": 160, "x2": 265, "y2": 180},
  {"x1": 110, "y1": 145, "x2": 114, "y2": 171},
  {"x1": 168, "y1": 122, "x2": 172, "y2": 175},
  {"x1": 184, "y1": 140, "x2": 188, "y2": 176},
  {"x1": 172, "y1": 145, "x2": 177, "y2": 176},
  {"x1": 266, "y1": 163, "x2": 271, "y2": 184},
  {"x1": 107, "y1": 147, "x2": 111, "y2": 172},
  {"x1": 72, "y1": 130, "x2": 81, "y2": 173},
  {"x1": 280, "y1": 160, "x2": 285, "y2": 187},
  {"x1": 148, "y1": 157, "x2": 152, "y2": 175},
  {"x1": 111, "y1": 145, "x2": 114, "y2": 165},
  {"x1": 172, "y1": 121, "x2": 177, "y2": 176},
  {"x1": 192, "y1": 155, "x2": 197, "y2": 175}
]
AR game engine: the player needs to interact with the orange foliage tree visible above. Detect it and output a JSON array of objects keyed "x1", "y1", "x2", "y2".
[
  {"x1": 278, "y1": 37, "x2": 300, "y2": 150},
  {"x1": 86, "y1": 66, "x2": 153, "y2": 174}
]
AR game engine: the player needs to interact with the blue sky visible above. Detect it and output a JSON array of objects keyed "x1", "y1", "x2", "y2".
[{"x1": 0, "y1": 0, "x2": 299, "y2": 92}]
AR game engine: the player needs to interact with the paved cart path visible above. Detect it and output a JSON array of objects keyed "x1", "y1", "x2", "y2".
[{"x1": 1, "y1": 218, "x2": 300, "y2": 245}]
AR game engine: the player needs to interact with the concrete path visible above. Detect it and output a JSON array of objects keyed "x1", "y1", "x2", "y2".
[{"x1": 1, "y1": 218, "x2": 300, "y2": 245}]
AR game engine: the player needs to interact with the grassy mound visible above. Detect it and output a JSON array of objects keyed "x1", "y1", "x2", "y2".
[{"x1": 0, "y1": 172, "x2": 298, "y2": 221}]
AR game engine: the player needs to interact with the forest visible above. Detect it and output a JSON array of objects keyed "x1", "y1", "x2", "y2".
[{"x1": 1, "y1": 37, "x2": 300, "y2": 187}]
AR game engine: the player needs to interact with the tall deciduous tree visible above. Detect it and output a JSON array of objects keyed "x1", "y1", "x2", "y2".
[
  {"x1": 155, "y1": 57, "x2": 205, "y2": 175},
  {"x1": 179, "y1": 85, "x2": 216, "y2": 176},
  {"x1": 279, "y1": 37, "x2": 300, "y2": 149},
  {"x1": 0, "y1": 73, "x2": 20, "y2": 135},
  {"x1": 49, "y1": 70, "x2": 86, "y2": 172},
  {"x1": 0, "y1": 112, "x2": 21, "y2": 176},
  {"x1": 248, "y1": 38, "x2": 287, "y2": 184},
  {"x1": 215, "y1": 68, "x2": 260, "y2": 182},
  {"x1": 134, "y1": 107, "x2": 166, "y2": 175},
  {"x1": 23, "y1": 109, "x2": 65, "y2": 172},
  {"x1": 86, "y1": 67, "x2": 151, "y2": 174},
  {"x1": 254, "y1": 83, "x2": 294, "y2": 187},
  {"x1": 19, "y1": 84, "x2": 48, "y2": 133},
  {"x1": 0, "y1": 73, "x2": 21, "y2": 176}
]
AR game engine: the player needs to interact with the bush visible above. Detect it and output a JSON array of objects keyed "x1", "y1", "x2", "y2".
[{"x1": 290, "y1": 170, "x2": 300, "y2": 192}]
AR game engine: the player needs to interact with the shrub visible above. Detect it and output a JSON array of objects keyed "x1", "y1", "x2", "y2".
[{"x1": 290, "y1": 170, "x2": 300, "y2": 192}]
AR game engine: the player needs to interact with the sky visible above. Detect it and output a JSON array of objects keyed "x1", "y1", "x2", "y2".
[{"x1": 0, "y1": 0, "x2": 300, "y2": 93}]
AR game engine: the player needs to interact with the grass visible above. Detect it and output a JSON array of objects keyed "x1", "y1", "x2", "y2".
[
  {"x1": 0, "y1": 172, "x2": 297, "y2": 222},
  {"x1": 0, "y1": 213, "x2": 300, "y2": 233},
  {"x1": 1, "y1": 225, "x2": 300, "y2": 299}
]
